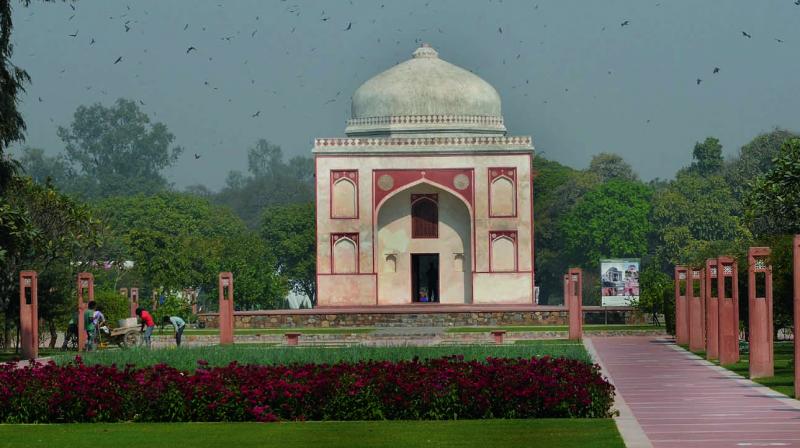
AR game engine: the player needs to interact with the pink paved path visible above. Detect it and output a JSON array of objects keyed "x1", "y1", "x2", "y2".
[{"x1": 591, "y1": 336, "x2": 800, "y2": 448}]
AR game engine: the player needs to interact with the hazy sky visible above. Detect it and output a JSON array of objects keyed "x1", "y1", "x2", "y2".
[{"x1": 9, "y1": 0, "x2": 800, "y2": 189}]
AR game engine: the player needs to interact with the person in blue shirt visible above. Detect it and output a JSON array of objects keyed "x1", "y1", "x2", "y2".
[{"x1": 163, "y1": 315, "x2": 187, "y2": 347}]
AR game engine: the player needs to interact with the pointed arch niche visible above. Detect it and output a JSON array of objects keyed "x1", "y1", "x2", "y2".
[
  {"x1": 331, "y1": 170, "x2": 358, "y2": 219},
  {"x1": 331, "y1": 233, "x2": 359, "y2": 274},
  {"x1": 490, "y1": 231, "x2": 517, "y2": 272},
  {"x1": 489, "y1": 168, "x2": 517, "y2": 217}
]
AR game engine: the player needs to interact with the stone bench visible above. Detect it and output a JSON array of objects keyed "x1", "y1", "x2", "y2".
[
  {"x1": 284, "y1": 332, "x2": 302, "y2": 346},
  {"x1": 490, "y1": 330, "x2": 507, "y2": 344}
]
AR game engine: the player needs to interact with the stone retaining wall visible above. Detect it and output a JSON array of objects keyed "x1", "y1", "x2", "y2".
[{"x1": 197, "y1": 309, "x2": 644, "y2": 329}]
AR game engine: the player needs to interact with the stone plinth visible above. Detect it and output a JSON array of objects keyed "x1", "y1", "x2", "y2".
[
  {"x1": 19, "y1": 271, "x2": 38, "y2": 360},
  {"x1": 688, "y1": 268, "x2": 705, "y2": 352},
  {"x1": 76, "y1": 272, "x2": 94, "y2": 352},
  {"x1": 674, "y1": 266, "x2": 689, "y2": 345},
  {"x1": 748, "y1": 247, "x2": 773, "y2": 379},
  {"x1": 717, "y1": 256, "x2": 739, "y2": 365},
  {"x1": 705, "y1": 259, "x2": 719, "y2": 360},
  {"x1": 218, "y1": 272, "x2": 234, "y2": 345}
]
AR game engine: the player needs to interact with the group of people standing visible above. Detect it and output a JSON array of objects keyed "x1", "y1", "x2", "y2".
[{"x1": 62, "y1": 302, "x2": 186, "y2": 351}]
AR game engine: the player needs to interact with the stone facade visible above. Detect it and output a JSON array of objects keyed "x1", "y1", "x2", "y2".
[{"x1": 314, "y1": 45, "x2": 536, "y2": 307}]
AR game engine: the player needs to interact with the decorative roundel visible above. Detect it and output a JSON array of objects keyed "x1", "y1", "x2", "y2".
[
  {"x1": 453, "y1": 173, "x2": 470, "y2": 190},
  {"x1": 377, "y1": 174, "x2": 394, "y2": 191}
]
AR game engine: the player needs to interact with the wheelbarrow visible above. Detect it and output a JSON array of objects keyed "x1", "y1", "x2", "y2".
[{"x1": 99, "y1": 318, "x2": 141, "y2": 349}]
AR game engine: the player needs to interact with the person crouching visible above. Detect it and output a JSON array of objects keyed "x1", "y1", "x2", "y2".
[{"x1": 163, "y1": 315, "x2": 186, "y2": 347}]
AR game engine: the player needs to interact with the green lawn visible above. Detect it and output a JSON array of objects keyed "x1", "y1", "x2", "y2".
[
  {"x1": 447, "y1": 324, "x2": 665, "y2": 333},
  {"x1": 0, "y1": 348, "x2": 70, "y2": 363},
  {"x1": 53, "y1": 340, "x2": 590, "y2": 370},
  {"x1": 163, "y1": 327, "x2": 375, "y2": 336},
  {"x1": 0, "y1": 420, "x2": 624, "y2": 448},
  {"x1": 687, "y1": 341, "x2": 795, "y2": 397},
  {"x1": 722, "y1": 341, "x2": 795, "y2": 397}
]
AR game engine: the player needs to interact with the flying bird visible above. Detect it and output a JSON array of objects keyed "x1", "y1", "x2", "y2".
[
  {"x1": 194, "y1": 153, "x2": 201, "y2": 159},
  {"x1": 113, "y1": 56, "x2": 123, "y2": 64},
  {"x1": 713, "y1": 67, "x2": 720, "y2": 74},
  {"x1": 251, "y1": 30, "x2": 257, "y2": 37},
  {"x1": 183, "y1": 23, "x2": 189, "y2": 30},
  {"x1": 139, "y1": 100, "x2": 145, "y2": 105},
  {"x1": 124, "y1": 24, "x2": 131, "y2": 32},
  {"x1": 251, "y1": 110, "x2": 260, "y2": 118},
  {"x1": 742, "y1": 31, "x2": 752, "y2": 38},
  {"x1": 620, "y1": 20, "x2": 630, "y2": 27},
  {"x1": 498, "y1": 26, "x2": 503, "y2": 33},
  {"x1": 696, "y1": 78, "x2": 702, "y2": 85},
  {"x1": 68, "y1": 30, "x2": 78, "y2": 37},
  {"x1": 70, "y1": 3, "x2": 75, "y2": 10},
  {"x1": 795, "y1": 0, "x2": 800, "y2": 5},
  {"x1": 90, "y1": 37, "x2": 95, "y2": 45},
  {"x1": 345, "y1": 22, "x2": 351, "y2": 30},
  {"x1": 186, "y1": 46, "x2": 196, "y2": 53},
  {"x1": 775, "y1": 38, "x2": 784, "y2": 43}
]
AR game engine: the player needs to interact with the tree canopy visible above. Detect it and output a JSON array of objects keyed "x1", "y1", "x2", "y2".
[{"x1": 56, "y1": 98, "x2": 183, "y2": 199}]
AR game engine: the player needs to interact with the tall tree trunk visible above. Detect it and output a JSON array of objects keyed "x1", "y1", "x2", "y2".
[{"x1": 48, "y1": 319, "x2": 57, "y2": 349}]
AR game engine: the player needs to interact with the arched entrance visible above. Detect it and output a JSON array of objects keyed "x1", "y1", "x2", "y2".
[{"x1": 376, "y1": 182, "x2": 472, "y2": 304}]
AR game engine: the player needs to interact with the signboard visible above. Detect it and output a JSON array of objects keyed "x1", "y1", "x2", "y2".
[{"x1": 600, "y1": 258, "x2": 640, "y2": 306}]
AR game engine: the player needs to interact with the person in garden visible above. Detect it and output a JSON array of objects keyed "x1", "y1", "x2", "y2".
[
  {"x1": 136, "y1": 307, "x2": 156, "y2": 348},
  {"x1": 84, "y1": 301, "x2": 96, "y2": 351},
  {"x1": 61, "y1": 310, "x2": 78, "y2": 350},
  {"x1": 92, "y1": 305, "x2": 107, "y2": 346},
  {"x1": 163, "y1": 315, "x2": 186, "y2": 347}
]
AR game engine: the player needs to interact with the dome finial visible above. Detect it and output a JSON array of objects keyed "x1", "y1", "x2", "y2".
[{"x1": 412, "y1": 43, "x2": 438, "y2": 59}]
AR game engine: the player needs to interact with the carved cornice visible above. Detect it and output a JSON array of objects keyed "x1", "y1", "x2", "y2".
[
  {"x1": 346, "y1": 115, "x2": 504, "y2": 127},
  {"x1": 315, "y1": 135, "x2": 532, "y2": 148}
]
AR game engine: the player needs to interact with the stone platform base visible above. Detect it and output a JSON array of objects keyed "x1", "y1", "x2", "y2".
[{"x1": 197, "y1": 304, "x2": 643, "y2": 329}]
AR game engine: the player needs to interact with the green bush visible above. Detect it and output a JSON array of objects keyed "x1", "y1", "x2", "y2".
[{"x1": 93, "y1": 289, "x2": 130, "y2": 326}]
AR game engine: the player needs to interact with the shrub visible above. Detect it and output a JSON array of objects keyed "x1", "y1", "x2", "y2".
[{"x1": 0, "y1": 356, "x2": 614, "y2": 422}]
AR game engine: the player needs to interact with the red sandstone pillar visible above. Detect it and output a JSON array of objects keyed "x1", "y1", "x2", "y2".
[
  {"x1": 76, "y1": 272, "x2": 94, "y2": 352},
  {"x1": 568, "y1": 268, "x2": 583, "y2": 340},
  {"x1": 717, "y1": 256, "x2": 739, "y2": 365},
  {"x1": 688, "y1": 267, "x2": 705, "y2": 352},
  {"x1": 130, "y1": 288, "x2": 139, "y2": 318},
  {"x1": 793, "y1": 235, "x2": 800, "y2": 398},
  {"x1": 19, "y1": 271, "x2": 38, "y2": 360},
  {"x1": 674, "y1": 266, "x2": 689, "y2": 345},
  {"x1": 218, "y1": 272, "x2": 234, "y2": 345},
  {"x1": 748, "y1": 247, "x2": 773, "y2": 379},
  {"x1": 705, "y1": 259, "x2": 719, "y2": 360}
]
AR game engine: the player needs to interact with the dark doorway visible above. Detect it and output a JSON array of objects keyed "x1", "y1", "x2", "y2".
[{"x1": 412, "y1": 253, "x2": 439, "y2": 303}]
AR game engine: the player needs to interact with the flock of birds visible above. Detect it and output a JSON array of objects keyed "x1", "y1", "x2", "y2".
[{"x1": 19, "y1": 0, "x2": 800, "y2": 166}]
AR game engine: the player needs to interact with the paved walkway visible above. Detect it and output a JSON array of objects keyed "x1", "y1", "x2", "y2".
[{"x1": 590, "y1": 336, "x2": 800, "y2": 448}]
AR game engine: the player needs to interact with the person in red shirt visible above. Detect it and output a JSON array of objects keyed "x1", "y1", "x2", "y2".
[{"x1": 136, "y1": 307, "x2": 156, "y2": 348}]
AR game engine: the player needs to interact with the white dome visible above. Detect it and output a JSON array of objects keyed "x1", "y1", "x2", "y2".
[{"x1": 346, "y1": 44, "x2": 506, "y2": 137}]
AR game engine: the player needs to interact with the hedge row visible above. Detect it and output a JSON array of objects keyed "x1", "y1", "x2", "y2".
[{"x1": 1, "y1": 356, "x2": 615, "y2": 422}]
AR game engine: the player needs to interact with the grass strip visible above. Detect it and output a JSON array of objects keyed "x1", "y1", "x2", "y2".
[
  {"x1": 0, "y1": 419, "x2": 624, "y2": 448},
  {"x1": 53, "y1": 341, "x2": 590, "y2": 370}
]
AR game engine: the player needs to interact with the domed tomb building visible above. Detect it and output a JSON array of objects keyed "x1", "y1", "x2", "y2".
[{"x1": 314, "y1": 44, "x2": 535, "y2": 306}]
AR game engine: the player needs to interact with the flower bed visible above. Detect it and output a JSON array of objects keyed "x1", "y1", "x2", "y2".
[{"x1": 0, "y1": 356, "x2": 614, "y2": 423}]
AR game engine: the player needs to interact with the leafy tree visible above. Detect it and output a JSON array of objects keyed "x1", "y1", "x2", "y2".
[
  {"x1": 0, "y1": 176, "x2": 102, "y2": 348},
  {"x1": 57, "y1": 98, "x2": 182, "y2": 199},
  {"x1": 0, "y1": 0, "x2": 32, "y2": 191},
  {"x1": 561, "y1": 179, "x2": 653, "y2": 269},
  {"x1": 94, "y1": 192, "x2": 285, "y2": 310},
  {"x1": 261, "y1": 202, "x2": 316, "y2": 305},
  {"x1": 216, "y1": 139, "x2": 313, "y2": 228},
  {"x1": 650, "y1": 170, "x2": 747, "y2": 268},
  {"x1": 16, "y1": 146, "x2": 70, "y2": 186},
  {"x1": 587, "y1": 152, "x2": 638, "y2": 182},
  {"x1": 744, "y1": 138, "x2": 800, "y2": 236},
  {"x1": 724, "y1": 129, "x2": 799, "y2": 200},
  {"x1": 636, "y1": 265, "x2": 671, "y2": 328},
  {"x1": 689, "y1": 137, "x2": 723, "y2": 176},
  {"x1": 533, "y1": 157, "x2": 593, "y2": 304}
]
